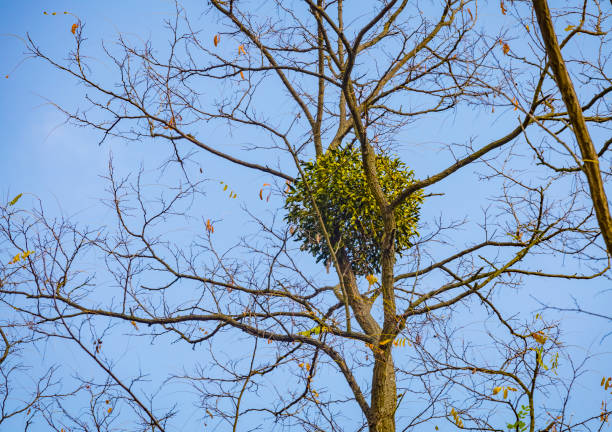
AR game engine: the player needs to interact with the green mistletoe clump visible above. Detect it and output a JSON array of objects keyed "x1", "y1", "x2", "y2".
[{"x1": 285, "y1": 147, "x2": 423, "y2": 275}]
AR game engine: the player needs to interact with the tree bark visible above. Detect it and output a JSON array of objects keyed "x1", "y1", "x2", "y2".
[
  {"x1": 337, "y1": 248, "x2": 398, "y2": 431},
  {"x1": 370, "y1": 350, "x2": 397, "y2": 432},
  {"x1": 532, "y1": 0, "x2": 612, "y2": 255},
  {"x1": 337, "y1": 250, "x2": 380, "y2": 336}
]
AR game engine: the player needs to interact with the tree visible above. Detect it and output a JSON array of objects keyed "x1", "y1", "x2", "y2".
[{"x1": 2, "y1": 1, "x2": 611, "y2": 431}]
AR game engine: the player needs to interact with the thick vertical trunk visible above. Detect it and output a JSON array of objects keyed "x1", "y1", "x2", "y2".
[
  {"x1": 336, "y1": 250, "x2": 396, "y2": 430},
  {"x1": 370, "y1": 209, "x2": 398, "y2": 432},
  {"x1": 368, "y1": 174, "x2": 399, "y2": 431},
  {"x1": 370, "y1": 351, "x2": 397, "y2": 432}
]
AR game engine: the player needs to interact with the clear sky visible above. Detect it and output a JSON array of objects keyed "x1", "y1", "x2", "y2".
[{"x1": 1, "y1": 1, "x2": 611, "y2": 430}]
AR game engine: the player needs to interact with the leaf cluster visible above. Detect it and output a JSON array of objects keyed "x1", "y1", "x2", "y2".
[
  {"x1": 285, "y1": 147, "x2": 423, "y2": 275},
  {"x1": 507, "y1": 405, "x2": 530, "y2": 432}
]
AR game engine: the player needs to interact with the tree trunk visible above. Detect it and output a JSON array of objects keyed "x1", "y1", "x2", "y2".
[{"x1": 370, "y1": 350, "x2": 397, "y2": 432}]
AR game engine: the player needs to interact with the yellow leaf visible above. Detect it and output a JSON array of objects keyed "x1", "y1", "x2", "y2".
[
  {"x1": 240, "y1": 70, "x2": 245, "y2": 80},
  {"x1": 565, "y1": 25, "x2": 575, "y2": 32},
  {"x1": 71, "y1": 23, "x2": 79, "y2": 34},
  {"x1": 366, "y1": 274, "x2": 378, "y2": 286},
  {"x1": 223, "y1": 184, "x2": 228, "y2": 191},
  {"x1": 9, "y1": 253, "x2": 21, "y2": 265},
  {"x1": 105, "y1": 399, "x2": 110, "y2": 404},
  {"x1": 602, "y1": 377, "x2": 606, "y2": 386},
  {"x1": 531, "y1": 331, "x2": 547, "y2": 344},
  {"x1": 503, "y1": 43, "x2": 510, "y2": 55},
  {"x1": 8, "y1": 193, "x2": 23, "y2": 206},
  {"x1": 525, "y1": 24, "x2": 530, "y2": 32},
  {"x1": 205, "y1": 219, "x2": 214, "y2": 234},
  {"x1": 500, "y1": 0, "x2": 507, "y2": 15},
  {"x1": 492, "y1": 386, "x2": 501, "y2": 395},
  {"x1": 511, "y1": 97, "x2": 519, "y2": 111},
  {"x1": 130, "y1": 320, "x2": 139, "y2": 330},
  {"x1": 379, "y1": 338, "x2": 394, "y2": 346},
  {"x1": 393, "y1": 338, "x2": 408, "y2": 347},
  {"x1": 503, "y1": 387, "x2": 508, "y2": 399},
  {"x1": 107, "y1": 407, "x2": 112, "y2": 414},
  {"x1": 238, "y1": 44, "x2": 246, "y2": 55},
  {"x1": 213, "y1": 34, "x2": 220, "y2": 47}
]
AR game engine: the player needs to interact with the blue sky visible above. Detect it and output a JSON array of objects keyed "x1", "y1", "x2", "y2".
[{"x1": 1, "y1": 1, "x2": 611, "y2": 430}]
